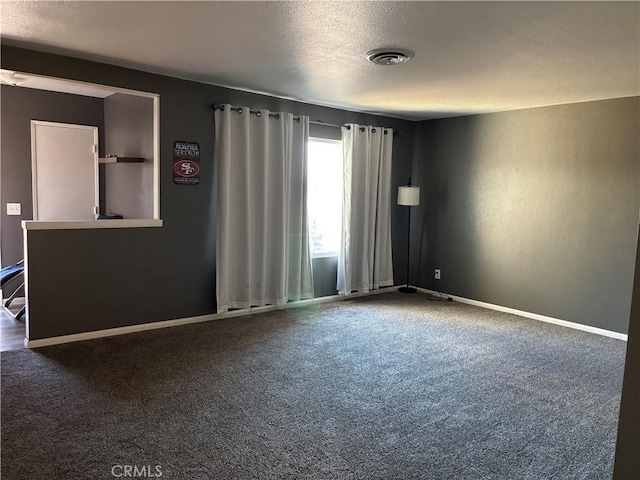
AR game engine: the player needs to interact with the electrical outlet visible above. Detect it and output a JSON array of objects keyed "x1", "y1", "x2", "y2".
[
  {"x1": 434, "y1": 269, "x2": 441, "y2": 280},
  {"x1": 6, "y1": 203, "x2": 21, "y2": 216}
]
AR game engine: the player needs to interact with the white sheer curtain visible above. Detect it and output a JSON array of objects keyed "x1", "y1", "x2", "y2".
[
  {"x1": 215, "y1": 105, "x2": 314, "y2": 313},
  {"x1": 338, "y1": 124, "x2": 394, "y2": 294}
]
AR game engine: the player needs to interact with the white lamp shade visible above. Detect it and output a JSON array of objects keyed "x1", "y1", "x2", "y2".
[{"x1": 398, "y1": 186, "x2": 420, "y2": 206}]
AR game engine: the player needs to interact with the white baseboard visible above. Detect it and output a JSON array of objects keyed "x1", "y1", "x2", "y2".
[
  {"x1": 414, "y1": 287, "x2": 628, "y2": 341},
  {"x1": 25, "y1": 285, "x2": 627, "y2": 348},
  {"x1": 25, "y1": 286, "x2": 400, "y2": 348}
]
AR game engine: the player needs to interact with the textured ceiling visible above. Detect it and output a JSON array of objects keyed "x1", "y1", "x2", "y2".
[{"x1": 1, "y1": 1, "x2": 638, "y2": 120}]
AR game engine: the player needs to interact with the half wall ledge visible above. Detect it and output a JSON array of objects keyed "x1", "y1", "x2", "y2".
[{"x1": 22, "y1": 219, "x2": 163, "y2": 230}]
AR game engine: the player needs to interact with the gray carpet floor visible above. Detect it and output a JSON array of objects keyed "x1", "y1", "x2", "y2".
[{"x1": 1, "y1": 292, "x2": 626, "y2": 479}]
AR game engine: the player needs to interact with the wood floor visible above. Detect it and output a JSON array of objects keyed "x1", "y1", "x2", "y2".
[{"x1": 1, "y1": 298, "x2": 26, "y2": 351}]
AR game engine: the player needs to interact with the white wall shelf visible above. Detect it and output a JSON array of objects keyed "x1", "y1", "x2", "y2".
[{"x1": 99, "y1": 156, "x2": 144, "y2": 164}]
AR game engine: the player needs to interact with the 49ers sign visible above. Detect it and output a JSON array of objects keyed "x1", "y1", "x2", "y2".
[{"x1": 173, "y1": 141, "x2": 200, "y2": 185}]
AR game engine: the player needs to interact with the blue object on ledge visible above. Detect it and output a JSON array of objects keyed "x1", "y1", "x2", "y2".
[
  {"x1": 1, "y1": 260, "x2": 25, "y2": 320},
  {"x1": 98, "y1": 213, "x2": 124, "y2": 220}
]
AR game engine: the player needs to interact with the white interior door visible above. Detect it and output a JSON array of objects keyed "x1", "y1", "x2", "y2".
[{"x1": 31, "y1": 121, "x2": 99, "y2": 221}]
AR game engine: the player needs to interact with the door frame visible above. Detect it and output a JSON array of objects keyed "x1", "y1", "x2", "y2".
[{"x1": 30, "y1": 120, "x2": 99, "y2": 220}]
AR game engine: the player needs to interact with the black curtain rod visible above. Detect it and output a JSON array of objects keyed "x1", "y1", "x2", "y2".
[
  {"x1": 311, "y1": 120, "x2": 402, "y2": 136},
  {"x1": 212, "y1": 104, "x2": 401, "y2": 136},
  {"x1": 213, "y1": 104, "x2": 297, "y2": 122}
]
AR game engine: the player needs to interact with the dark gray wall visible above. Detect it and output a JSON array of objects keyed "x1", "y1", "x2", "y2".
[
  {"x1": 614, "y1": 228, "x2": 640, "y2": 477},
  {"x1": 2, "y1": 46, "x2": 414, "y2": 340},
  {"x1": 312, "y1": 256, "x2": 339, "y2": 298},
  {"x1": 413, "y1": 97, "x2": 640, "y2": 334},
  {"x1": 0, "y1": 85, "x2": 105, "y2": 266},
  {"x1": 103, "y1": 93, "x2": 154, "y2": 219}
]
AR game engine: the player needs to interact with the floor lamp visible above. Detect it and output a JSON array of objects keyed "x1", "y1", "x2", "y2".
[{"x1": 398, "y1": 178, "x2": 420, "y2": 293}]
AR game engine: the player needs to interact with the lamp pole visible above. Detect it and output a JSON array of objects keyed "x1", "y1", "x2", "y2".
[{"x1": 398, "y1": 177, "x2": 418, "y2": 293}]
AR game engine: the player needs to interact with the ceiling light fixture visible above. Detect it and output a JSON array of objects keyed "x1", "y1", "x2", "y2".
[{"x1": 366, "y1": 48, "x2": 414, "y2": 66}]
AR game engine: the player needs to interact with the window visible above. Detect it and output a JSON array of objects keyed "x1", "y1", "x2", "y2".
[{"x1": 307, "y1": 138, "x2": 343, "y2": 257}]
